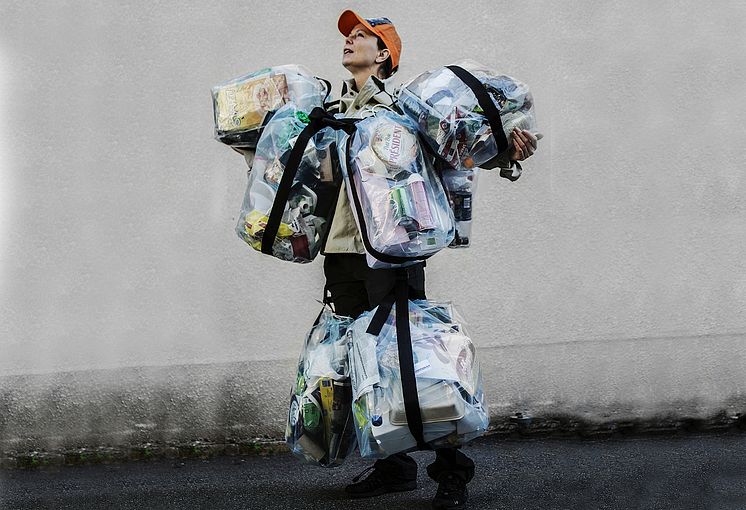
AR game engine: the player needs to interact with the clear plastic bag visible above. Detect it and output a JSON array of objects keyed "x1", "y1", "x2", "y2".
[
  {"x1": 398, "y1": 59, "x2": 537, "y2": 170},
  {"x1": 235, "y1": 103, "x2": 339, "y2": 263},
  {"x1": 337, "y1": 111, "x2": 455, "y2": 269},
  {"x1": 347, "y1": 300, "x2": 489, "y2": 458},
  {"x1": 442, "y1": 167, "x2": 479, "y2": 248},
  {"x1": 212, "y1": 64, "x2": 329, "y2": 148},
  {"x1": 285, "y1": 307, "x2": 357, "y2": 467}
]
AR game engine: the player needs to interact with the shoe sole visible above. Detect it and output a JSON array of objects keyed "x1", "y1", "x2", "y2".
[{"x1": 346, "y1": 482, "x2": 417, "y2": 499}]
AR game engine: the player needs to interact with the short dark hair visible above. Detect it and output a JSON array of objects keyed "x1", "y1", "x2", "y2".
[{"x1": 376, "y1": 36, "x2": 397, "y2": 79}]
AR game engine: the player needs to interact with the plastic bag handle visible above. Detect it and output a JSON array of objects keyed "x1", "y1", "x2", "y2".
[{"x1": 315, "y1": 76, "x2": 333, "y2": 106}]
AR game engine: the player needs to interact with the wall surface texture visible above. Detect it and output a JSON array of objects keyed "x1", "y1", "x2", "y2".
[{"x1": 1, "y1": 0, "x2": 745, "y2": 451}]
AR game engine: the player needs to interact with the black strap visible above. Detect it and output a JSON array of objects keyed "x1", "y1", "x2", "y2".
[
  {"x1": 499, "y1": 161, "x2": 522, "y2": 181},
  {"x1": 261, "y1": 107, "x2": 358, "y2": 254},
  {"x1": 323, "y1": 99, "x2": 341, "y2": 112},
  {"x1": 344, "y1": 135, "x2": 434, "y2": 265},
  {"x1": 366, "y1": 292, "x2": 396, "y2": 336},
  {"x1": 365, "y1": 272, "x2": 428, "y2": 450},
  {"x1": 393, "y1": 273, "x2": 427, "y2": 449},
  {"x1": 445, "y1": 65, "x2": 509, "y2": 156}
]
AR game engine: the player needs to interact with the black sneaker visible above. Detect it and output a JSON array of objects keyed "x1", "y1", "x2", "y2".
[
  {"x1": 344, "y1": 465, "x2": 418, "y2": 498},
  {"x1": 432, "y1": 473, "x2": 468, "y2": 509}
]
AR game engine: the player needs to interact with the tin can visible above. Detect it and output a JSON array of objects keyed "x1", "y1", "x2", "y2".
[
  {"x1": 452, "y1": 191, "x2": 472, "y2": 221},
  {"x1": 389, "y1": 186, "x2": 417, "y2": 235}
]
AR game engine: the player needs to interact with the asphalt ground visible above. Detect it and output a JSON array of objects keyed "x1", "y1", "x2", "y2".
[{"x1": 2, "y1": 432, "x2": 746, "y2": 510}]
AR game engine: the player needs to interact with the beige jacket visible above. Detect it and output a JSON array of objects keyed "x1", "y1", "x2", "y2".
[{"x1": 323, "y1": 75, "x2": 399, "y2": 254}]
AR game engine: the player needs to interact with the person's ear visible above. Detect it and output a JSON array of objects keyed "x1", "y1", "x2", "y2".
[{"x1": 375, "y1": 48, "x2": 390, "y2": 64}]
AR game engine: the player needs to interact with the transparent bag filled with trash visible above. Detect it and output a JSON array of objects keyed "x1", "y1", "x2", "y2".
[
  {"x1": 337, "y1": 111, "x2": 455, "y2": 269},
  {"x1": 398, "y1": 59, "x2": 537, "y2": 170},
  {"x1": 235, "y1": 103, "x2": 339, "y2": 263},
  {"x1": 441, "y1": 166, "x2": 479, "y2": 249},
  {"x1": 212, "y1": 64, "x2": 330, "y2": 148},
  {"x1": 347, "y1": 299, "x2": 489, "y2": 459},
  {"x1": 285, "y1": 306, "x2": 357, "y2": 467}
]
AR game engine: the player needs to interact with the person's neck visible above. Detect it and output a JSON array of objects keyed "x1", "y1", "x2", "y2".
[{"x1": 349, "y1": 67, "x2": 380, "y2": 92}]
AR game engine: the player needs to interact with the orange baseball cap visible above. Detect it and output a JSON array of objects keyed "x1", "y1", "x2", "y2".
[{"x1": 338, "y1": 10, "x2": 402, "y2": 70}]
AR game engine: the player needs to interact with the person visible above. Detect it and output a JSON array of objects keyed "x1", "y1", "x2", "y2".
[
  {"x1": 239, "y1": 10, "x2": 538, "y2": 509},
  {"x1": 324, "y1": 12, "x2": 537, "y2": 510}
]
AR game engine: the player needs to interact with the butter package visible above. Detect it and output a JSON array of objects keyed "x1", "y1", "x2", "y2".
[
  {"x1": 347, "y1": 299, "x2": 489, "y2": 458},
  {"x1": 398, "y1": 59, "x2": 538, "y2": 170},
  {"x1": 212, "y1": 64, "x2": 329, "y2": 148},
  {"x1": 286, "y1": 307, "x2": 356, "y2": 468}
]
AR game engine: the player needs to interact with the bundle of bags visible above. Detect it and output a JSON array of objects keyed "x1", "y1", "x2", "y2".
[
  {"x1": 213, "y1": 60, "x2": 539, "y2": 467},
  {"x1": 286, "y1": 300, "x2": 488, "y2": 466},
  {"x1": 214, "y1": 60, "x2": 538, "y2": 264}
]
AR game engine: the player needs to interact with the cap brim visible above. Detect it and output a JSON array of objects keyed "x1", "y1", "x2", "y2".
[{"x1": 338, "y1": 9, "x2": 373, "y2": 37}]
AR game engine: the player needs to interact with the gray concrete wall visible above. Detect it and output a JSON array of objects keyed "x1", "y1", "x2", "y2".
[{"x1": 1, "y1": 1, "x2": 745, "y2": 451}]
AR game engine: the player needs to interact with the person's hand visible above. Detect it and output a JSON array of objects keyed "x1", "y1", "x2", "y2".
[{"x1": 508, "y1": 128, "x2": 538, "y2": 161}]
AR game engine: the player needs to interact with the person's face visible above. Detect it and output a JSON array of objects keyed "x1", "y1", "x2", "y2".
[{"x1": 342, "y1": 23, "x2": 382, "y2": 70}]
